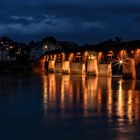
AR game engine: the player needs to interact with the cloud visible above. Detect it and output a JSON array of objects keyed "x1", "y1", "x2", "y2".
[
  {"x1": 0, "y1": 0, "x2": 140, "y2": 43},
  {"x1": 83, "y1": 21, "x2": 105, "y2": 29},
  {"x1": 0, "y1": 15, "x2": 75, "y2": 34},
  {"x1": 11, "y1": 16, "x2": 34, "y2": 21}
]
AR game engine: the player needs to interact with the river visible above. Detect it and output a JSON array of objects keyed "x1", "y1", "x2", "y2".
[{"x1": 0, "y1": 73, "x2": 140, "y2": 140}]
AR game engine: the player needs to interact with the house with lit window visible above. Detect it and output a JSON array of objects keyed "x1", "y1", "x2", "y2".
[
  {"x1": 30, "y1": 41, "x2": 59, "y2": 60},
  {"x1": 0, "y1": 36, "x2": 10, "y2": 61},
  {"x1": 0, "y1": 36, "x2": 17, "y2": 61},
  {"x1": 0, "y1": 47, "x2": 9, "y2": 61}
]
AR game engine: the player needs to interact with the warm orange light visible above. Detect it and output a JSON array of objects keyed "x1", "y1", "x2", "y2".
[
  {"x1": 134, "y1": 49, "x2": 140, "y2": 63},
  {"x1": 136, "y1": 49, "x2": 140, "y2": 54},
  {"x1": 98, "y1": 52, "x2": 103, "y2": 61},
  {"x1": 83, "y1": 51, "x2": 89, "y2": 62},
  {"x1": 41, "y1": 56, "x2": 46, "y2": 72},
  {"x1": 107, "y1": 50, "x2": 114, "y2": 56},
  {"x1": 119, "y1": 50, "x2": 127, "y2": 59},
  {"x1": 42, "y1": 74, "x2": 48, "y2": 116},
  {"x1": 113, "y1": 56, "x2": 127, "y2": 71},
  {"x1": 76, "y1": 52, "x2": 80, "y2": 55},
  {"x1": 68, "y1": 53, "x2": 74, "y2": 61},
  {"x1": 62, "y1": 53, "x2": 65, "y2": 61},
  {"x1": 53, "y1": 54, "x2": 57, "y2": 61},
  {"x1": 49, "y1": 74, "x2": 56, "y2": 107},
  {"x1": 84, "y1": 51, "x2": 89, "y2": 56},
  {"x1": 119, "y1": 60, "x2": 123, "y2": 64},
  {"x1": 62, "y1": 61, "x2": 70, "y2": 73},
  {"x1": 130, "y1": 50, "x2": 134, "y2": 54},
  {"x1": 116, "y1": 80, "x2": 125, "y2": 125}
]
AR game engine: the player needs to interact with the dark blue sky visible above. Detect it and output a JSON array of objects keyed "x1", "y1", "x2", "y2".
[{"x1": 0, "y1": 0, "x2": 140, "y2": 44}]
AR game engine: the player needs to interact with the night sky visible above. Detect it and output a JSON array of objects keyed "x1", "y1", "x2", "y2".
[{"x1": 1, "y1": 0, "x2": 140, "y2": 44}]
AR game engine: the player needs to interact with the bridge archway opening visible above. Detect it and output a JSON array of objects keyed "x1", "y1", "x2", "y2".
[
  {"x1": 112, "y1": 60, "x2": 123, "y2": 76},
  {"x1": 118, "y1": 50, "x2": 127, "y2": 59},
  {"x1": 56, "y1": 54, "x2": 62, "y2": 63},
  {"x1": 98, "y1": 52, "x2": 104, "y2": 63},
  {"x1": 74, "y1": 52, "x2": 82, "y2": 62},
  {"x1": 68, "y1": 53, "x2": 74, "y2": 62},
  {"x1": 83, "y1": 51, "x2": 89, "y2": 62}
]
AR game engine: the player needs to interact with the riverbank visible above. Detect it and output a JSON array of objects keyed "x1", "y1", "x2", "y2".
[{"x1": 0, "y1": 61, "x2": 32, "y2": 73}]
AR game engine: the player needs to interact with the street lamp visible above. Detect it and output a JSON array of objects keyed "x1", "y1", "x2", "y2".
[{"x1": 119, "y1": 60, "x2": 123, "y2": 64}]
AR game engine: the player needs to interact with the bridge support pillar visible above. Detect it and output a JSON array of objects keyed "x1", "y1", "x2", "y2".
[
  {"x1": 98, "y1": 63, "x2": 112, "y2": 77},
  {"x1": 70, "y1": 63, "x2": 86, "y2": 75},
  {"x1": 122, "y1": 59, "x2": 136, "y2": 79},
  {"x1": 87, "y1": 59, "x2": 98, "y2": 76},
  {"x1": 55, "y1": 63, "x2": 62, "y2": 73},
  {"x1": 48, "y1": 60, "x2": 55, "y2": 73},
  {"x1": 62, "y1": 61, "x2": 70, "y2": 74}
]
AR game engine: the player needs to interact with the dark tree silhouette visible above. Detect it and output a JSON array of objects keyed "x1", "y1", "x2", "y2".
[{"x1": 42, "y1": 36, "x2": 57, "y2": 44}]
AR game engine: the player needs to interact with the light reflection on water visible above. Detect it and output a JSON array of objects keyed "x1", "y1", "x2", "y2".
[
  {"x1": 0, "y1": 73, "x2": 140, "y2": 139},
  {"x1": 42, "y1": 74, "x2": 140, "y2": 123},
  {"x1": 41, "y1": 73, "x2": 140, "y2": 139}
]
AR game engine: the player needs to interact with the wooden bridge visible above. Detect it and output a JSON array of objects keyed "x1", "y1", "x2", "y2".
[{"x1": 38, "y1": 40, "x2": 140, "y2": 79}]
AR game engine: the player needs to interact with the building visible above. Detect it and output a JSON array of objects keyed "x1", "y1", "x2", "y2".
[
  {"x1": 0, "y1": 36, "x2": 28, "y2": 61},
  {"x1": 0, "y1": 36, "x2": 13, "y2": 61},
  {"x1": 30, "y1": 37, "x2": 61, "y2": 60}
]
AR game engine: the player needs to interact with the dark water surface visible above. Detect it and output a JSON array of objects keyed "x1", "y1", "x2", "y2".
[{"x1": 0, "y1": 73, "x2": 140, "y2": 140}]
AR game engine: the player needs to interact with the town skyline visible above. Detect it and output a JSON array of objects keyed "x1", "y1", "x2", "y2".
[{"x1": 1, "y1": 35, "x2": 140, "y2": 45}]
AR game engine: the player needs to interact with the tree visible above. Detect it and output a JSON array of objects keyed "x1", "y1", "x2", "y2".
[
  {"x1": 42, "y1": 36, "x2": 57, "y2": 45},
  {"x1": 114, "y1": 37, "x2": 122, "y2": 43}
]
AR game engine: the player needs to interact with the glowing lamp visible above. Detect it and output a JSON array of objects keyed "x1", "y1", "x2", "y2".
[
  {"x1": 44, "y1": 45, "x2": 48, "y2": 49},
  {"x1": 119, "y1": 60, "x2": 123, "y2": 64}
]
